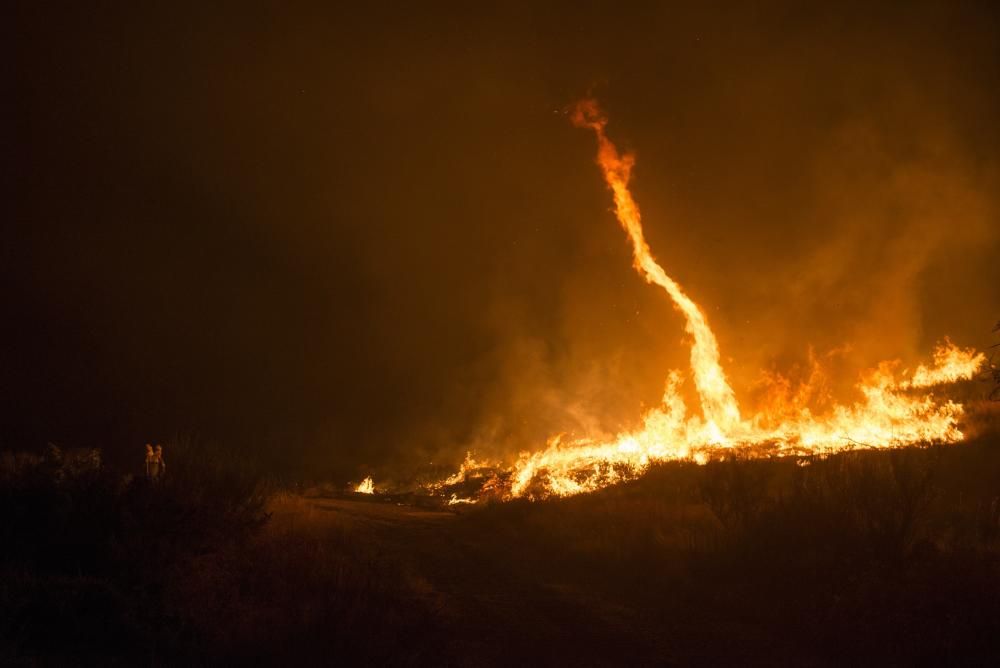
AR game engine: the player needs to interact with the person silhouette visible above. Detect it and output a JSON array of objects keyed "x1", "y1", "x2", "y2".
[
  {"x1": 145, "y1": 444, "x2": 157, "y2": 480},
  {"x1": 154, "y1": 444, "x2": 166, "y2": 479}
]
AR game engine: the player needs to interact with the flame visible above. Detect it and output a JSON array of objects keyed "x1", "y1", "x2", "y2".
[
  {"x1": 570, "y1": 99, "x2": 740, "y2": 435},
  {"x1": 355, "y1": 476, "x2": 375, "y2": 494},
  {"x1": 902, "y1": 338, "x2": 985, "y2": 388},
  {"x1": 427, "y1": 452, "x2": 496, "y2": 492},
  {"x1": 435, "y1": 98, "x2": 986, "y2": 501}
]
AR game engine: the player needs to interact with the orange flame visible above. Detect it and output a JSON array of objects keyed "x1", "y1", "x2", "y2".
[
  {"x1": 355, "y1": 476, "x2": 375, "y2": 494},
  {"x1": 570, "y1": 99, "x2": 741, "y2": 436},
  {"x1": 435, "y1": 99, "x2": 986, "y2": 501}
]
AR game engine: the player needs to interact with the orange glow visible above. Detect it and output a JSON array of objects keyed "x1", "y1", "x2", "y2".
[
  {"x1": 570, "y1": 99, "x2": 740, "y2": 436},
  {"x1": 355, "y1": 476, "x2": 375, "y2": 494},
  {"x1": 435, "y1": 99, "x2": 986, "y2": 501}
]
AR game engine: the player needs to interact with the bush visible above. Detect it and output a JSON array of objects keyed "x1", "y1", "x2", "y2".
[
  {"x1": 455, "y1": 438, "x2": 1000, "y2": 665},
  {"x1": 0, "y1": 440, "x2": 444, "y2": 664}
]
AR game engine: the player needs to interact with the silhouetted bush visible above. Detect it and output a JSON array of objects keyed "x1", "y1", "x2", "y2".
[
  {"x1": 4, "y1": 429, "x2": 1000, "y2": 665},
  {"x1": 0, "y1": 440, "x2": 442, "y2": 665},
  {"x1": 458, "y1": 430, "x2": 1000, "y2": 665}
]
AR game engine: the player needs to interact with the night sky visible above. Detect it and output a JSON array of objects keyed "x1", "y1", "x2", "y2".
[{"x1": 7, "y1": 3, "x2": 1000, "y2": 479}]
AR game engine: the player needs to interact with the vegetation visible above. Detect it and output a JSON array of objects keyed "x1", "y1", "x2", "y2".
[
  {"x1": 0, "y1": 440, "x2": 441, "y2": 665},
  {"x1": 2, "y1": 414, "x2": 1000, "y2": 665},
  {"x1": 460, "y1": 416, "x2": 1000, "y2": 665}
]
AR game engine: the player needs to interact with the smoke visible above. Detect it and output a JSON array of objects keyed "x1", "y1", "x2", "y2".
[
  {"x1": 8, "y1": 2, "x2": 1000, "y2": 478},
  {"x1": 732, "y1": 117, "x2": 999, "y2": 397},
  {"x1": 455, "y1": 101, "x2": 999, "y2": 469}
]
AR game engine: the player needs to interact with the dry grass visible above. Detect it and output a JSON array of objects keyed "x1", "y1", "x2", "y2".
[
  {"x1": 455, "y1": 429, "x2": 1000, "y2": 665},
  {"x1": 3, "y1": 423, "x2": 1000, "y2": 665},
  {"x1": 0, "y1": 442, "x2": 443, "y2": 665}
]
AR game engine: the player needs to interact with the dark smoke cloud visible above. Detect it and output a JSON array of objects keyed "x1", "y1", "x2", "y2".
[{"x1": 6, "y1": 2, "x2": 999, "y2": 478}]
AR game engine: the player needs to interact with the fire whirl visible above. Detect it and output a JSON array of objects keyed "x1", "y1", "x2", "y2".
[{"x1": 437, "y1": 99, "x2": 986, "y2": 501}]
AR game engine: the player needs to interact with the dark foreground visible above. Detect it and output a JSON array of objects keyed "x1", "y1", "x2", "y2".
[{"x1": 4, "y1": 419, "x2": 1000, "y2": 666}]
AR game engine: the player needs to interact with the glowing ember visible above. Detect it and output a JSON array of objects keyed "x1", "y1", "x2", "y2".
[
  {"x1": 355, "y1": 476, "x2": 375, "y2": 494},
  {"x1": 436, "y1": 99, "x2": 986, "y2": 501}
]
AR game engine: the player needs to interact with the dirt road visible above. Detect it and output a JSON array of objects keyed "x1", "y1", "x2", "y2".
[{"x1": 303, "y1": 495, "x2": 673, "y2": 667}]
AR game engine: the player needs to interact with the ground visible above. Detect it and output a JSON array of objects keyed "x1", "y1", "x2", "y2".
[
  {"x1": 294, "y1": 495, "x2": 671, "y2": 666},
  {"x1": 4, "y1": 420, "x2": 999, "y2": 665}
]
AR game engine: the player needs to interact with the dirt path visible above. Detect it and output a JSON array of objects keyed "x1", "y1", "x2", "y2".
[{"x1": 304, "y1": 496, "x2": 673, "y2": 667}]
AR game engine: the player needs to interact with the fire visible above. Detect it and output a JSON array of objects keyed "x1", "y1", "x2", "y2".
[
  {"x1": 355, "y1": 476, "x2": 375, "y2": 494},
  {"x1": 427, "y1": 452, "x2": 496, "y2": 492},
  {"x1": 903, "y1": 339, "x2": 987, "y2": 389},
  {"x1": 435, "y1": 99, "x2": 986, "y2": 501},
  {"x1": 570, "y1": 99, "x2": 740, "y2": 436}
]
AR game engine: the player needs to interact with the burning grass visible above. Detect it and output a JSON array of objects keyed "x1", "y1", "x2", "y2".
[
  {"x1": 452, "y1": 426, "x2": 1000, "y2": 665},
  {"x1": 4, "y1": 417, "x2": 999, "y2": 664},
  {"x1": 420, "y1": 100, "x2": 991, "y2": 502},
  {"x1": 282, "y1": 410, "x2": 1000, "y2": 664}
]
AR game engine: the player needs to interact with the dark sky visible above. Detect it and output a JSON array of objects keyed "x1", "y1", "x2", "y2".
[{"x1": 7, "y1": 2, "x2": 1000, "y2": 478}]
